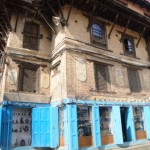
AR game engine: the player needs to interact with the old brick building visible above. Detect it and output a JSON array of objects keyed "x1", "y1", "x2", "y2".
[{"x1": 0, "y1": 0, "x2": 150, "y2": 150}]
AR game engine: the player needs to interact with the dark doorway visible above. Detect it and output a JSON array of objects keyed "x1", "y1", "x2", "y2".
[{"x1": 120, "y1": 107, "x2": 128, "y2": 142}]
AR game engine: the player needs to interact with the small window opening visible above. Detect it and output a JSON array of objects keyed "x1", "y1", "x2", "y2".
[
  {"x1": 92, "y1": 24, "x2": 103, "y2": 39},
  {"x1": 124, "y1": 38, "x2": 133, "y2": 52}
]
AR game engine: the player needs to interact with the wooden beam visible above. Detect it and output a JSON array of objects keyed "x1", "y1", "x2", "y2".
[
  {"x1": 40, "y1": 13, "x2": 56, "y2": 34},
  {"x1": 95, "y1": 1, "x2": 150, "y2": 30},
  {"x1": 136, "y1": 27, "x2": 146, "y2": 48},
  {"x1": 66, "y1": 0, "x2": 74, "y2": 25},
  {"x1": 2, "y1": 4, "x2": 12, "y2": 30},
  {"x1": 47, "y1": 2, "x2": 58, "y2": 16},
  {"x1": 120, "y1": 18, "x2": 130, "y2": 41},
  {"x1": 14, "y1": 12, "x2": 19, "y2": 32},
  {"x1": 56, "y1": 0, "x2": 64, "y2": 19},
  {"x1": 108, "y1": 13, "x2": 119, "y2": 39},
  {"x1": 87, "y1": 13, "x2": 93, "y2": 32}
]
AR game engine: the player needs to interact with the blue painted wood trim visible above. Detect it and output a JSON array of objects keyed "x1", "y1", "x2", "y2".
[
  {"x1": 53, "y1": 98, "x2": 147, "y2": 107},
  {"x1": 64, "y1": 104, "x2": 78, "y2": 150},
  {"x1": 92, "y1": 105, "x2": 101, "y2": 147},
  {"x1": 3, "y1": 99, "x2": 148, "y2": 107},
  {"x1": 112, "y1": 106, "x2": 123, "y2": 144},
  {"x1": 3, "y1": 100, "x2": 50, "y2": 108}
]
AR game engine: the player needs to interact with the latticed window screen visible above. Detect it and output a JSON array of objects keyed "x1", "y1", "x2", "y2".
[
  {"x1": 95, "y1": 64, "x2": 109, "y2": 91},
  {"x1": 23, "y1": 22, "x2": 39, "y2": 50},
  {"x1": 127, "y1": 68, "x2": 141, "y2": 93},
  {"x1": 19, "y1": 65, "x2": 37, "y2": 92}
]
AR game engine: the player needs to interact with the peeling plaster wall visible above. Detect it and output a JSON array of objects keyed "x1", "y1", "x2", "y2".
[
  {"x1": 66, "y1": 50, "x2": 150, "y2": 101},
  {"x1": 5, "y1": 14, "x2": 52, "y2": 102},
  {"x1": 60, "y1": 6, "x2": 149, "y2": 63},
  {"x1": 5, "y1": 5, "x2": 150, "y2": 103},
  {"x1": 50, "y1": 52, "x2": 67, "y2": 102},
  {"x1": 60, "y1": 7, "x2": 150, "y2": 101},
  {"x1": 4, "y1": 59, "x2": 51, "y2": 103}
]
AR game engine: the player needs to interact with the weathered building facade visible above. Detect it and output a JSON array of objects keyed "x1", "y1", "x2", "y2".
[{"x1": 0, "y1": 0, "x2": 150, "y2": 150}]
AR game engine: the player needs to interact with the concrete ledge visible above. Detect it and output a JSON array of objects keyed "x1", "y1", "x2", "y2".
[{"x1": 4, "y1": 92, "x2": 50, "y2": 103}]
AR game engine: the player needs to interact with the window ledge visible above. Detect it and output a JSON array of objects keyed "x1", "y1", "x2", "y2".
[
  {"x1": 90, "y1": 89, "x2": 116, "y2": 94},
  {"x1": 120, "y1": 53, "x2": 140, "y2": 60},
  {"x1": 92, "y1": 44, "x2": 113, "y2": 52},
  {"x1": 126, "y1": 92, "x2": 146, "y2": 96}
]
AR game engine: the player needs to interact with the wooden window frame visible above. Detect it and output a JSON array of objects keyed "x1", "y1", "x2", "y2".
[
  {"x1": 94, "y1": 63, "x2": 110, "y2": 92},
  {"x1": 90, "y1": 22, "x2": 108, "y2": 49},
  {"x1": 127, "y1": 68, "x2": 141, "y2": 93},
  {"x1": 122, "y1": 34, "x2": 136, "y2": 57},
  {"x1": 23, "y1": 22, "x2": 40, "y2": 51},
  {"x1": 18, "y1": 63, "x2": 39, "y2": 93}
]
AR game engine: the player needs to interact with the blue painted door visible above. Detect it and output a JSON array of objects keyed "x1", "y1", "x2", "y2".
[
  {"x1": 112, "y1": 106, "x2": 123, "y2": 144},
  {"x1": 92, "y1": 105, "x2": 101, "y2": 147},
  {"x1": 1, "y1": 106, "x2": 13, "y2": 150},
  {"x1": 0, "y1": 107, "x2": 2, "y2": 146},
  {"x1": 64, "y1": 104, "x2": 78, "y2": 150},
  {"x1": 50, "y1": 107, "x2": 59, "y2": 147},
  {"x1": 32, "y1": 107, "x2": 58, "y2": 148},
  {"x1": 144, "y1": 106, "x2": 150, "y2": 139},
  {"x1": 125, "y1": 107, "x2": 136, "y2": 141}
]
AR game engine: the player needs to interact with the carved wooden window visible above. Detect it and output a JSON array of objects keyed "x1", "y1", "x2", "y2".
[
  {"x1": 127, "y1": 68, "x2": 141, "y2": 93},
  {"x1": 19, "y1": 63, "x2": 38, "y2": 93},
  {"x1": 94, "y1": 64, "x2": 110, "y2": 91},
  {"x1": 91, "y1": 23, "x2": 107, "y2": 48},
  {"x1": 122, "y1": 35, "x2": 135, "y2": 56},
  {"x1": 23, "y1": 22, "x2": 39, "y2": 50}
]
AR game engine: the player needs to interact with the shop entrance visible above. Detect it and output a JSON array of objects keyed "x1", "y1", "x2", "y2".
[
  {"x1": 12, "y1": 108, "x2": 32, "y2": 147},
  {"x1": 120, "y1": 107, "x2": 128, "y2": 142}
]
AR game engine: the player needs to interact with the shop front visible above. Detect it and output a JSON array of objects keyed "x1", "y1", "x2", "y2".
[
  {"x1": 0, "y1": 101, "x2": 58, "y2": 150},
  {"x1": 1, "y1": 99, "x2": 150, "y2": 150},
  {"x1": 57, "y1": 99, "x2": 150, "y2": 150}
]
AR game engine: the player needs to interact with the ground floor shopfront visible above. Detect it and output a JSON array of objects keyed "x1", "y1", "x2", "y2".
[{"x1": 1, "y1": 98, "x2": 150, "y2": 150}]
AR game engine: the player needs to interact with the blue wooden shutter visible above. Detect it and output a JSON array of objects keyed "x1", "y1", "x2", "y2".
[
  {"x1": 125, "y1": 107, "x2": 136, "y2": 141},
  {"x1": 67, "y1": 104, "x2": 78, "y2": 150},
  {"x1": 64, "y1": 105, "x2": 69, "y2": 149},
  {"x1": 0, "y1": 107, "x2": 2, "y2": 146},
  {"x1": 50, "y1": 107, "x2": 58, "y2": 148},
  {"x1": 112, "y1": 106, "x2": 123, "y2": 144},
  {"x1": 144, "y1": 106, "x2": 150, "y2": 139},
  {"x1": 32, "y1": 107, "x2": 58, "y2": 148},
  {"x1": 92, "y1": 105, "x2": 101, "y2": 148},
  {"x1": 1, "y1": 106, "x2": 12, "y2": 150},
  {"x1": 32, "y1": 107, "x2": 51, "y2": 147}
]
